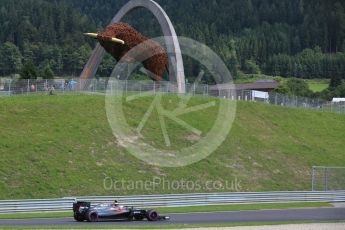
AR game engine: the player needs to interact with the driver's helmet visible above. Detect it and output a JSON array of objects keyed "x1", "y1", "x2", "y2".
[{"x1": 113, "y1": 200, "x2": 119, "y2": 206}]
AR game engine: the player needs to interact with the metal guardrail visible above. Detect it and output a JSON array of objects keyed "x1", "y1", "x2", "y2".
[{"x1": 0, "y1": 191, "x2": 344, "y2": 213}]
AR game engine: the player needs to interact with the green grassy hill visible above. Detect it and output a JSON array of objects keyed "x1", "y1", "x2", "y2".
[{"x1": 0, "y1": 94, "x2": 344, "y2": 199}]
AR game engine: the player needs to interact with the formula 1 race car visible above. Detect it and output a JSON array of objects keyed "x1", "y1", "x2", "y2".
[{"x1": 73, "y1": 201, "x2": 170, "y2": 222}]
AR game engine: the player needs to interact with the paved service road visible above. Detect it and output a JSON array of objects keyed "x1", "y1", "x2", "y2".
[{"x1": 0, "y1": 208, "x2": 344, "y2": 227}]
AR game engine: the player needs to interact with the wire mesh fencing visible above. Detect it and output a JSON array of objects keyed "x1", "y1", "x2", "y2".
[
  {"x1": 0, "y1": 78, "x2": 344, "y2": 115},
  {"x1": 312, "y1": 166, "x2": 345, "y2": 191}
]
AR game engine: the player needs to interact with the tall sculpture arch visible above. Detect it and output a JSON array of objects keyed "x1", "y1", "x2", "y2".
[{"x1": 80, "y1": 0, "x2": 186, "y2": 93}]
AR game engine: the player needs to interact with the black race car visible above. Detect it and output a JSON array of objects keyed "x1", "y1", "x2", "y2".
[{"x1": 73, "y1": 201, "x2": 170, "y2": 222}]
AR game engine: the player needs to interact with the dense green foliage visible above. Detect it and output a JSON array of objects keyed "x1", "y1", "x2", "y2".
[
  {"x1": 0, "y1": 0, "x2": 345, "y2": 81},
  {"x1": 0, "y1": 95, "x2": 345, "y2": 198},
  {"x1": 274, "y1": 78, "x2": 313, "y2": 97},
  {"x1": 265, "y1": 47, "x2": 345, "y2": 79},
  {"x1": 0, "y1": 0, "x2": 111, "y2": 76},
  {"x1": 19, "y1": 60, "x2": 38, "y2": 79}
]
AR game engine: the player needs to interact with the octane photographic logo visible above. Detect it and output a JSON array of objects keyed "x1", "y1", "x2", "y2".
[
  {"x1": 105, "y1": 37, "x2": 236, "y2": 167},
  {"x1": 103, "y1": 176, "x2": 242, "y2": 192}
]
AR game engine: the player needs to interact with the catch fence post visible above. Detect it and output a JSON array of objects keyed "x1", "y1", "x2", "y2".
[
  {"x1": 153, "y1": 81, "x2": 156, "y2": 95},
  {"x1": 27, "y1": 79, "x2": 30, "y2": 95},
  {"x1": 323, "y1": 167, "x2": 327, "y2": 191},
  {"x1": 110, "y1": 81, "x2": 113, "y2": 95},
  {"x1": 311, "y1": 166, "x2": 315, "y2": 191},
  {"x1": 9, "y1": 79, "x2": 11, "y2": 95},
  {"x1": 325, "y1": 167, "x2": 328, "y2": 191}
]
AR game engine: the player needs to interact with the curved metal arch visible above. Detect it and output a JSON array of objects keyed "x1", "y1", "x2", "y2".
[{"x1": 80, "y1": 0, "x2": 185, "y2": 93}]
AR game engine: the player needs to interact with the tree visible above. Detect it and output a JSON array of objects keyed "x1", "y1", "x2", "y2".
[
  {"x1": 76, "y1": 44, "x2": 92, "y2": 72},
  {"x1": 1, "y1": 0, "x2": 345, "y2": 81},
  {"x1": 243, "y1": 59, "x2": 260, "y2": 74},
  {"x1": 286, "y1": 78, "x2": 312, "y2": 97},
  {"x1": 20, "y1": 61, "x2": 38, "y2": 79},
  {"x1": 42, "y1": 64, "x2": 54, "y2": 79},
  {"x1": 98, "y1": 53, "x2": 116, "y2": 77},
  {"x1": 22, "y1": 43, "x2": 37, "y2": 64},
  {"x1": 0, "y1": 42, "x2": 22, "y2": 75},
  {"x1": 273, "y1": 84, "x2": 289, "y2": 94},
  {"x1": 333, "y1": 83, "x2": 345, "y2": 97},
  {"x1": 334, "y1": 1, "x2": 345, "y2": 52},
  {"x1": 329, "y1": 75, "x2": 342, "y2": 89},
  {"x1": 228, "y1": 39, "x2": 240, "y2": 78}
]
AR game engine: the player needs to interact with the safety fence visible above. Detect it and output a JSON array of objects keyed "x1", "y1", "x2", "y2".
[
  {"x1": 312, "y1": 166, "x2": 345, "y2": 191},
  {"x1": 0, "y1": 191, "x2": 344, "y2": 213},
  {"x1": 0, "y1": 79, "x2": 344, "y2": 115}
]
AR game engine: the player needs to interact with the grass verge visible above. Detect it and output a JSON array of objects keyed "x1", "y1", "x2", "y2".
[
  {"x1": 0, "y1": 202, "x2": 331, "y2": 219},
  {"x1": 1, "y1": 221, "x2": 344, "y2": 229},
  {"x1": 1, "y1": 95, "x2": 345, "y2": 198},
  {"x1": 156, "y1": 202, "x2": 332, "y2": 213}
]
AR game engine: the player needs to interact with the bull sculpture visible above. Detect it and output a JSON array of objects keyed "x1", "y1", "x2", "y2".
[{"x1": 85, "y1": 22, "x2": 168, "y2": 81}]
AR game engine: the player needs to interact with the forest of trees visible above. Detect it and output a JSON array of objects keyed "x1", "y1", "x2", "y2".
[
  {"x1": 0, "y1": 0, "x2": 116, "y2": 78},
  {"x1": 0, "y1": 0, "x2": 345, "y2": 85}
]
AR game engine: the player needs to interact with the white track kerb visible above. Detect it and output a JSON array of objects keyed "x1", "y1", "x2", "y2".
[{"x1": 105, "y1": 37, "x2": 236, "y2": 167}]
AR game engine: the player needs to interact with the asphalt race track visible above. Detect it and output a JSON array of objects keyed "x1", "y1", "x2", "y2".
[{"x1": 1, "y1": 208, "x2": 344, "y2": 227}]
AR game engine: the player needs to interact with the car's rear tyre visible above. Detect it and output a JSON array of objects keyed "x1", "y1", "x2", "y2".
[
  {"x1": 146, "y1": 210, "x2": 158, "y2": 221},
  {"x1": 87, "y1": 212, "x2": 98, "y2": 222},
  {"x1": 73, "y1": 213, "x2": 84, "y2": 222}
]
